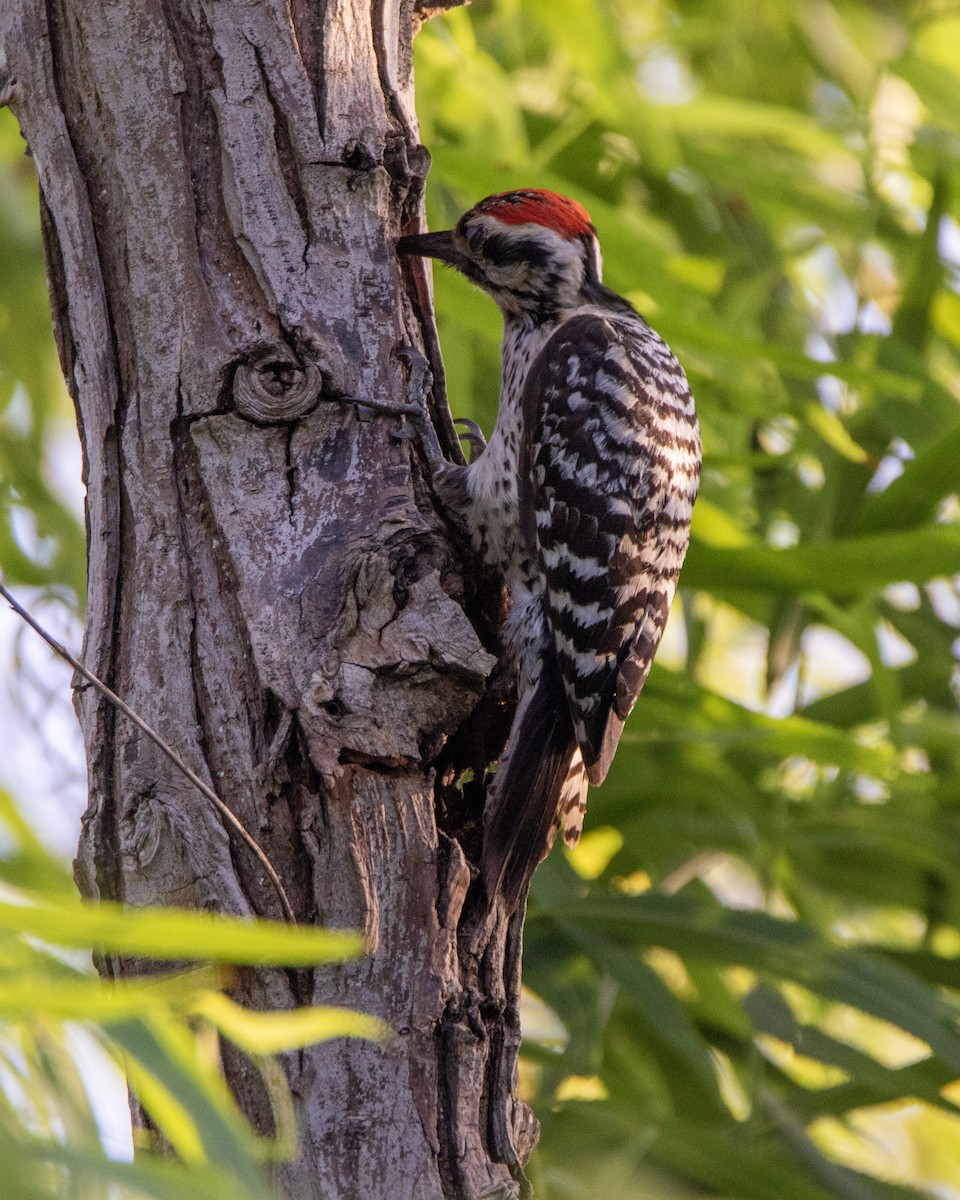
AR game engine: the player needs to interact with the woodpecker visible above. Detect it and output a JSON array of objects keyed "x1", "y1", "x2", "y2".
[{"x1": 398, "y1": 189, "x2": 700, "y2": 912}]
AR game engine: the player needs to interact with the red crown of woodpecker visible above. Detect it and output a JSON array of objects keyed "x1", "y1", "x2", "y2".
[{"x1": 473, "y1": 190, "x2": 595, "y2": 241}]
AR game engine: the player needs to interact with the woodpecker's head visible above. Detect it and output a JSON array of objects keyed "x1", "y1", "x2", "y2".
[{"x1": 399, "y1": 189, "x2": 606, "y2": 323}]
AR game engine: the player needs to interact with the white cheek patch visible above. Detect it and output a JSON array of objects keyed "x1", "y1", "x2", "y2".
[{"x1": 590, "y1": 238, "x2": 603, "y2": 281}]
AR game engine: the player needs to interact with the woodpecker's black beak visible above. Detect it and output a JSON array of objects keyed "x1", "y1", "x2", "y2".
[{"x1": 397, "y1": 229, "x2": 471, "y2": 273}]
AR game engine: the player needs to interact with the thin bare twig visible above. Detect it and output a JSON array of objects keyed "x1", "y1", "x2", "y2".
[{"x1": 0, "y1": 579, "x2": 296, "y2": 925}]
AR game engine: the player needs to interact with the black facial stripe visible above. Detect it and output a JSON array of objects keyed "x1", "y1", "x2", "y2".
[{"x1": 482, "y1": 232, "x2": 552, "y2": 270}]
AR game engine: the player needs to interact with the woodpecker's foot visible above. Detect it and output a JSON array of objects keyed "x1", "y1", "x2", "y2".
[
  {"x1": 398, "y1": 344, "x2": 444, "y2": 464},
  {"x1": 454, "y1": 417, "x2": 487, "y2": 463},
  {"x1": 351, "y1": 345, "x2": 444, "y2": 462},
  {"x1": 351, "y1": 395, "x2": 422, "y2": 440}
]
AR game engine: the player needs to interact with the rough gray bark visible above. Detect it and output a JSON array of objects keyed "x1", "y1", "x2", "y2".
[{"x1": 0, "y1": 2, "x2": 538, "y2": 1196}]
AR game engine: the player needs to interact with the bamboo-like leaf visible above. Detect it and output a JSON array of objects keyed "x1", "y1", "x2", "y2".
[
  {"x1": 654, "y1": 314, "x2": 924, "y2": 399},
  {"x1": 656, "y1": 95, "x2": 848, "y2": 157},
  {"x1": 557, "y1": 921, "x2": 722, "y2": 1100},
  {"x1": 653, "y1": 1114, "x2": 918, "y2": 1200},
  {"x1": 684, "y1": 525, "x2": 960, "y2": 594},
  {"x1": 0, "y1": 896, "x2": 363, "y2": 965},
  {"x1": 852, "y1": 422, "x2": 960, "y2": 534},
  {"x1": 8, "y1": 1135, "x2": 274, "y2": 1200},
  {"x1": 535, "y1": 892, "x2": 960, "y2": 1072},
  {"x1": 620, "y1": 677, "x2": 898, "y2": 778},
  {"x1": 109, "y1": 1017, "x2": 259, "y2": 1175},
  {"x1": 0, "y1": 975, "x2": 172, "y2": 1022},
  {"x1": 190, "y1": 992, "x2": 386, "y2": 1055},
  {"x1": 891, "y1": 170, "x2": 949, "y2": 353},
  {"x1": 0, "y1": 966, "x2": 225, "y2": 1021}
]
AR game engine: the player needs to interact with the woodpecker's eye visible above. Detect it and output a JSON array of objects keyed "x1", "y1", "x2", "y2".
[{"x1": 466, "y1": 225, "x2": 486, "y2": 254}]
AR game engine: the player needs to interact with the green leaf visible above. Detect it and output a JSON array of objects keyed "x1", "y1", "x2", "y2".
[
  {"x1": 109, "y1": 1017, "x2": 259, "y2": 1174},
  {"x1": 534, "y1": 891, "x2": 960, "y2": 1073},
  {"x1": 891, "y1": 169, "x2": 949, "y2": 353},
  {"x1": 684, "y1": 525, "x2": 960, "y2": 594},
  {"x1": 190, "y1": 992, "x2": 386, "y2": 1055},
  {"x1": 656, "y1": 315, "x2": 924, "y2": 400},
  {"x1": 657, "y1": 95, "x2": 848, "y2": 158},
  {"x1": 557, "y1": 921, "x2": 722, "y2": 1100},
  {"x1": 622, "y1": 674, "x2": 899, "y2": 778},
  {"x1": 0, "y1": 972, "x2": 209, "y2": 1022},
  {"x1": 852, "y1": 422, "x2": 960, "y2": 534},
  {"x1": 9, "y1": 1134, "x2": 275, "y2": 1200},
  {"x1": 653, "y1": 1114, "x2": 912, "y2": 1200},
  {"x1": 0, "y1": 896, "x2": 363, "y2": 965}
]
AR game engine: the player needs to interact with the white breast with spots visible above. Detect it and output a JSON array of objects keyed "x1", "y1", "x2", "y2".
[{"x1": 462, "y1": 320, "x2": 555, "y2": 583}]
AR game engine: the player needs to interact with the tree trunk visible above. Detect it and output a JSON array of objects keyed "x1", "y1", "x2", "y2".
[{"x1": 0, "y1": 2, "x2": 538, "y2": 1196}]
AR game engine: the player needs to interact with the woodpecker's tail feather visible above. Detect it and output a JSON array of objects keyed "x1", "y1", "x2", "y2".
[
  {"x1": 481, "y1": 667, "x2": 578, "y2": 914},
  {"x1": 559, "y1": 747, "x2": 588, "y2": 848}
]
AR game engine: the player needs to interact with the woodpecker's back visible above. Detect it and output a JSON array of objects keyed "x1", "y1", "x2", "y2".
[{"x1": 398, "y1": 190, "x2": 700, "y2": 912}]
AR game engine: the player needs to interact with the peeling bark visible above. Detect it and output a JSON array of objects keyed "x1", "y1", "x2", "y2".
[{"x1": 0, "y1": 2, "x2": 538, "y2": 1196}]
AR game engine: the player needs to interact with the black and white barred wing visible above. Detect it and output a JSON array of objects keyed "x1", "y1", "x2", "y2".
[{"x1": 522, "y1": 312, "x2": 700, "y2": 791}]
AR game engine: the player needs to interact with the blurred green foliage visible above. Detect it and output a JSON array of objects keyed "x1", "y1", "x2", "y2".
[
  {"x1": 0, "y1": 111, "x2": 84, "y2": 602},
  {"x1": 3, "y1": 0, "x2": 960, "y2": 1196},
  {"x1": 0, "y1": 787, "x2": 380, "y2": 1200},
  {"x1": 415, "y1": 0, "x2": 960, "y2": 1196}
]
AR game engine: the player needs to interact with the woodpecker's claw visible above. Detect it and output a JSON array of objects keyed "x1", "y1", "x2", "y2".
[
  {"x1": 347, "y1": 345, "x2": 443, "y2": 460},
  {"x1": 389, "y1": 418, "x2": 418, "y2": 442},
  {"x1": 396, "y1": 344, "x2": 443, "y2": 463},
  {"x1": 454, "y1": 417, "x2": 487, "y2": 463},
  {"x1": 351, "y1": 396, "x2": 420, "y2": 440}
]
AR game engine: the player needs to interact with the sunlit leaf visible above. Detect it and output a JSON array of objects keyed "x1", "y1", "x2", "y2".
[
  {"x1": 190, "y1": 992, "x2": 386, "y2": 1055},
  {"x1": 109, "y1": 1017, "x2": 258, "y2": 1173},
  {"x1": 534, "y1": 891, "x2": 960, "y2": 1072},
  {"x1": 0, "y1": 896, "x2": 363, "y2": 965},
  {"x1": 685, "y1": 526, "x2": 960, "y2": 594}
]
